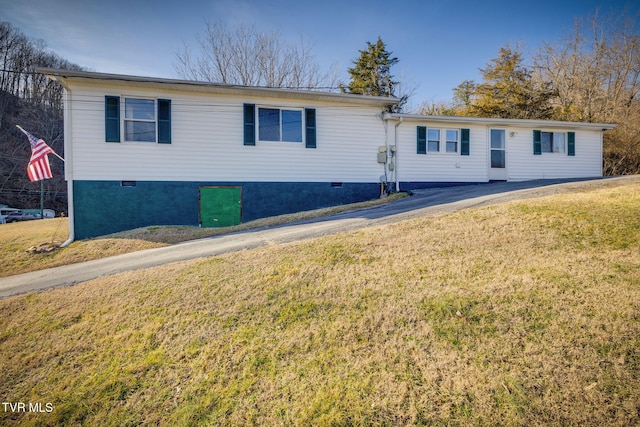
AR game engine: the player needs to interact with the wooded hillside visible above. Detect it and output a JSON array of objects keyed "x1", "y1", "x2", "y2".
[
  {"x1": 425, "y1": 11, "x2": 640, "y2": 175},
  {"x1": 0, "y1": 22, "x2": 82, "y2": 213}
]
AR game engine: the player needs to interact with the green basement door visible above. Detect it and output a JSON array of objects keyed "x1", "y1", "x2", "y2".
[{"x1": 199, "y1": 186, "x2": 242, "y2": 227}]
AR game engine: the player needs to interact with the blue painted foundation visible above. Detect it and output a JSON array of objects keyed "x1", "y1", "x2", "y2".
[{"x1": 72, "y1": 180, "x2": 381, "y2": 239}]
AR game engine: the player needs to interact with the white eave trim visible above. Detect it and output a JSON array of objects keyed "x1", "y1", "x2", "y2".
[
  {"x1": 37, "y1": 67, "x2": 399, "y2": 108},
  {"x1": 384, "y1": 113, "x2": 616, "y2": 131}
]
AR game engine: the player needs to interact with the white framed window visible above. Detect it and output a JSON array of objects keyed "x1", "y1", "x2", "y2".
[
  {"x1": 124, "y1": 98, "x2": 156, "y2": 142},
  {"x1": 534, "y1": 130, "x2": 574, "y2": 156},
  {"x1": 417, "y1": 126, "x2": 469, "y2": 155},
  {"x1": 258, "y1": 107, "x2": 303, "y2": 143},
  {"x1": 446, "y1": 129, "x2": 459, "y2": 153},
  {"x1": 427, "y1": 128, "x2": 440, "y2": 152},
  {"x1": 541, "y1": 131, "x2": 566, "y2": 153},
  {"x1": 105, "y1": 96, "x2": 171, "y2": 144},
  {"x1": 427, "y1": 128, "x2": 460, "y2": 153}
]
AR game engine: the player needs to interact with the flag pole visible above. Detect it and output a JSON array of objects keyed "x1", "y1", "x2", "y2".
[
  {"x1": 15, "y1": 125, "x2": 65, "y2": 162},
  {"x1": 16, "y1": 124, "x2": 61, "y2": 220},
  {"x1": 40, "y1": 179, "x2": 44, "y2": 220}
]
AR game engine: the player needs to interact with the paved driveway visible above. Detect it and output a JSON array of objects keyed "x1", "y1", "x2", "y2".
[{"x1": 0, "y1": 177, "x2": 634, "y2": 298}]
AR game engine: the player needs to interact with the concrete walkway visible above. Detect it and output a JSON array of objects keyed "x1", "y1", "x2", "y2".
[{"x1": 1, "y1": 177, "x2": 635, "y2": 298}]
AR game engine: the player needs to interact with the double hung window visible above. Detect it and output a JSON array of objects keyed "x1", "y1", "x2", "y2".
[
  {"x1": 125, "y1": 98, "x2": 156, "y2": 142},
  {"x1": 427, "y1": 128, "x2": 460, "y2": 153},
  {"x1": 428, "y1": 129, "x2": 440, "y2": 152},
  {"x1": 258, "y1": 108, "x2": 303, "y2": 143},
  {"x1": 541, "y1": 132, "x2": 565, "y2": 153},
  {"x1": 417, "y1": 126, "x2": 470, "y2": 155},
  {"x1": 445, "y1": 130, "x2": 459, "y2": 153},
  {"x1": 533, "y1": 130, "x2": 575, "y2": 156},
  {"x1": 105, "y1": 96, "x2": 171, "y2": 144},
  {"x1": 243, "y1": 104, "x2": 316, "y2": 148}
]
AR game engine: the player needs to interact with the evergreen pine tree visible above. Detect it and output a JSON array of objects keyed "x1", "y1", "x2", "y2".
[
  {"x1": 341, "y1": 37, "x2": 406, "y2": 111},
  {"x1": 469, "y1": 47, "x2": 554, "y2": 119}
]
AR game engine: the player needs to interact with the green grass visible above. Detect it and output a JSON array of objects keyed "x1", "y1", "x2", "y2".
[{"x1": 0, "y1": 183, "x2": 639, "y2": 426}]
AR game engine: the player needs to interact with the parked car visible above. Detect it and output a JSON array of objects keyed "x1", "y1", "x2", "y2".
[{"x1": 5, "y1": 211, "x2": 39, "y2": 223}]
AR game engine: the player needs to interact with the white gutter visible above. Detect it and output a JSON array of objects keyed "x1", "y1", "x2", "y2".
[
  {"x1": 394, "y1": 117, "x2": 403, "y2": 192},
  {"x1": 382, "y1": 112, "x2": 403, "y2": 193},
  {"x1": 387, "y1": 112, "x2": 616, "y2": 131}
]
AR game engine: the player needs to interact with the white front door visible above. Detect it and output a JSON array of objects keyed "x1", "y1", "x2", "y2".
[{"x1": 489, "y1": 129, "x2": 507, "y2": 180}]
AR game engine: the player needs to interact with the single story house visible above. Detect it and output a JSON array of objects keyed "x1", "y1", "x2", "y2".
[{"x1": 38, "y1": 68, "x2": 615, "y2": 240}]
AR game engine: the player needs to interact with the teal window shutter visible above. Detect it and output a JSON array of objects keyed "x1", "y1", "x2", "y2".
[
  {"x1": 533, "y1": 130, "x2": 542, "y2": 155},
  {"x1": 567, "y1": 132, "x2": 575, "y2": 156},
  {"x1": 305, "y1": 108, "x2": 316, "y2": 148},
  {"x1": 417, "y1": 126, "x2": 427, "y2": 154},
  {"x1": 461, "y1": 128, "x2": 470, "y2": 156},
  {"x1": 157, "y1": 99, "x2": 171, "y2": 144},
  {"x1": 105, "y1": 96, "x2": 120, "y2": 142},
  {"x1": 243, "y1": 104, "x2": 255, "y2": 146}
]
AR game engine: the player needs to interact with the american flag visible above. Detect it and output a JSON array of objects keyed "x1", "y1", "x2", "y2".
[{"x1": 19, "y1": 127, "x2": 56, "y2": 182}]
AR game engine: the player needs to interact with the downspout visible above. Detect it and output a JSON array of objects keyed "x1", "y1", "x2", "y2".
[
  {"x1": 394, "y1": 116, "x2": 403, "y2": 192},
  {"x1": 381, "y1": 115, "x2": 389, "y2": 196},
  {"x1": 56, "y1": 76, "x2": 74, "y2": 247},
  {"x1": 600, "y1": 128, "x2": 606, "y2": 177}
]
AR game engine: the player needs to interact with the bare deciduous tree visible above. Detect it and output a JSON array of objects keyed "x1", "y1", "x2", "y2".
[
  {"x1": 532, "y1": 9, "x2": 640, "y2": 175},
  {"x1": 534, "y1": 10, "x2": 640, "y2": 121},
  {"x1": 174, "y1": 21, "x2": 337, "y2": 90},
  {"x1": 0, "y1": 21, "x2": 82, "y2": 212}
]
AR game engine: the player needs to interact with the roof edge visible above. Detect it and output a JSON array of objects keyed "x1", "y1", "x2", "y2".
[
  {"x1": 385, "y1": 113, "x2": 616, "y2": 130},
  {"x1": 37, "y1": 67, "x2": 399, "y2": 107}
]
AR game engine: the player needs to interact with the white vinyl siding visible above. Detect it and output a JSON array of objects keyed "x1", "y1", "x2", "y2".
[
  {"x1": 66, "y1": 82, "x2": 385, "y2": 183},
  {"x1": 397, "y1": 123, "x2": 489, "y2": 183},
  {"x1": 507, "y1": 128, "x2": 602, "y2": 180},
  {"x1": 394, "y1": 122, "x2": 602, "y2": 183},
  {"x1": 64, "y1": 79, "x2": 605, "y2": 186}
]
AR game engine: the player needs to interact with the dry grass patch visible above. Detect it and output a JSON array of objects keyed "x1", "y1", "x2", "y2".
[
  {"x1": 0, "y1": 194, "x2": 405, "y2": 277},
  {"x1": 0, "y1": 184, "x2": 638, "y2": 426},
  {"x1": 0, "y1": 218, "x2": 165, "y2": 278}
]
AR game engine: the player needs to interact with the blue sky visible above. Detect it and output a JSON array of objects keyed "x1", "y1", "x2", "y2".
[{"x1": 0, "y1": 0, "x2": 635, "y2": 108}]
